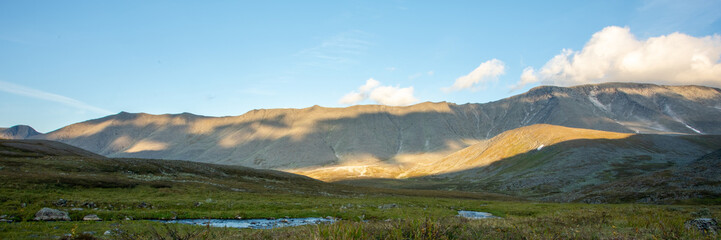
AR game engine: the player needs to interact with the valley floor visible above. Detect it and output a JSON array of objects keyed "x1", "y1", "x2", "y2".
[
  {"x1": 1, "y1": 144, "x2": 719, "y2": 239},
  {"x1": 1, "y1": 185, "x2": 720, "y2": 239}
]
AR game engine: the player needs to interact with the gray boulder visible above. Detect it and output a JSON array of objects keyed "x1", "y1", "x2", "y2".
[
  {"x1": 83, "y1": 214, "x2": 102, "y2": 221},
  {"x1": 0, "y1": 214, "x2": 12, "y2": 223},
  {"x1": 34, "y1": 207, "x2": 70, "y2": 221},
  {"x1": 685, "y1": 218, "x2": 718, "y2": 234}
]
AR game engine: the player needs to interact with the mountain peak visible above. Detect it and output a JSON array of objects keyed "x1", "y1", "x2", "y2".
[{"x1": 0, "y1": 125, "x2": 42, "y2": 139}]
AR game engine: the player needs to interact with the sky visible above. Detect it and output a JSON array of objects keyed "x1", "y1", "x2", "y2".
[{"x1": 1, "y1": 0, "x2": 720, "y2": 132}]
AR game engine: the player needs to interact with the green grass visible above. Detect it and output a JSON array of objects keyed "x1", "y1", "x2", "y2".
[
  {"x1": 1, "y1": 154, "x2": 720, "y2": 239},
  {"x1": 2, "y1": 203, "x2": 719, "y2": 239}
]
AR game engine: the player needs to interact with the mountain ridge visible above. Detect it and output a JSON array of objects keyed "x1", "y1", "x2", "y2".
[{"x1": 32, "y1": 82, "x2": 721, "y2": 181}]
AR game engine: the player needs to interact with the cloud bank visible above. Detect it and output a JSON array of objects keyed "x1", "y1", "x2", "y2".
[
  {"x1": 512, "y1": 26, "x2": 721, "y2": 89},
  {"x1": 444, "y1": 59, "x2": 505, "y2": 91},
  {"x1": 339, "y1": 78, "x2": 418, "y2": 106},
  {"x1": 0, "y1": 80, "x2": 113, "y2": 114}
]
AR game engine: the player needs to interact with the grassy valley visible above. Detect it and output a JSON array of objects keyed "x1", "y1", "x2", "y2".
[{"x1": 1, "y1": 139, "x2": 720, "y2": 239}]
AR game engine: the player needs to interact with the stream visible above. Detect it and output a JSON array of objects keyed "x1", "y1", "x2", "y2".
[
  {"x1": 457, "y1": 211, "x2": 499, "y2": 219},
  {"x1": 158, "y1": 217, "x2": 335, "y2": 229},
  {"x1": 159, "y1": 211, "x2": 496, "y2": 229}
]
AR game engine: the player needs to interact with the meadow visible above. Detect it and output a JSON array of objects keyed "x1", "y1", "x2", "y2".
[{"x1": 0, "y1": 151, "x2": 719, "y2": 239}]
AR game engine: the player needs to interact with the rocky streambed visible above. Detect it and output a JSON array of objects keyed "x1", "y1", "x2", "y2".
[{"x1": 157, "y1": 217, "x2": 336, "y2": 229}]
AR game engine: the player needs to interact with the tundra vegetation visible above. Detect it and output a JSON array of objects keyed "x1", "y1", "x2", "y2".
[{"x1": 0, "y1": 147, "x2": 719, "y2": 239}]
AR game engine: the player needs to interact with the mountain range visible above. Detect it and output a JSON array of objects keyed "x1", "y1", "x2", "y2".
[{"x1": 5, "y1": 82, "x2": 721, "y2": 202}]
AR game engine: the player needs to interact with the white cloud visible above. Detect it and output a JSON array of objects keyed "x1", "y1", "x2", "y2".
[
  {"x1": 511, "y1": 26, "x2": 721, "y2": 89},
  {"x1": 509, "y1": 67, "x2": 539, "y2": 90},
  {"x1": 444, "y1": 59, "x2": 505, "y2": 91},
  {"x1": 358, "y1": 78, "x2": 380, "y2": 92},
  {"x1": 368, "y1": 86, "x2": 418, "y2": 106},
  {"x1": 0, "y1": 80, "x2": 113, "y2": 114},
  {"x1": 338, "y1": 78, "x2": 419, "y2": 106},
  {"x1": 338, "y1": 91, "x2": 365, "y2": 105}
]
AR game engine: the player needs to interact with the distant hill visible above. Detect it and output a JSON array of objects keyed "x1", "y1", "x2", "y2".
[
  {"x1": 34, "y1": 83, "x2": 721, "y2": 181},
  {"x1": 0, "y1": 139, "x2": 336, "y2": 194},
  {"x1": 574, "y1": 147, "x2": 721, "y2": 204},
  {"x1": 0, "y1": 139, "x2": 514, "y2": 200},
  {"x1": 339, "y1": 125, "x2": 721, "y2": 203},
  {"x1": 0, "y1": 139, "x2": 103, "y2": 158},
  {"x1": 0, "y1": 125, "x2": 41, "y2": 139},
  {"x1": 304, "y1": 124, "x2": 634, "y2": 181}
]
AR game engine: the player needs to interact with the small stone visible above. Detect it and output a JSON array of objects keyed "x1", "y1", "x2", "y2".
[
  {"x1": 83, "y1": 214, "x2": 102, "y2": 221},
  {"x1": 194, "y1": 202, "x2": 202, "y2": 207},
  {"x1": 378, "y1": 203, "x2": 399, "y2": 209},
  {"x1": 685, "y1": 218, "x2": 719, "y2": 234},
  {"x1": 82, "y1": 231, "x2": 96, "y2": 235},
  {"x1": 71, "y1": 208, "x2": 84, "y2": 211},
  {"x1": 55, "y1": 199, "x2": 67, "y2": 207},
  {"x1": 104, "y1": 230, "x2": 113, "y2": 235},
  {"x1": 82, "y1": 202, "x2": 97, "y2": 208},
  {"x1": 34, "y1": 207, "x2": 71, "y2": 221}
]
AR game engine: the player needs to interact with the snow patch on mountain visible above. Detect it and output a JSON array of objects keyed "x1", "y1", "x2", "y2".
[
  {"x1": 664, "y1": 105, "x2": 703, "y2": 134},
  {"x1": 588, "y1": 91, "x2": 610, "y2": 113}
]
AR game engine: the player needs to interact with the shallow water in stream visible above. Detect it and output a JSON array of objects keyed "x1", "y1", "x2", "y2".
[
  {"x1": 158, "y1": 217, "x2": 335, "y2": 229},
  {"x1": 457, "y1": 210, "x2": 499, "y2": 219},
  {"x1": 159, "y1": 211, "x2": 495, "y2": 229}
]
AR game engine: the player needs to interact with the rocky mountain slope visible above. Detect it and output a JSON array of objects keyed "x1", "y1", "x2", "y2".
[
  {"x1": 340, "y1": 124, "x2": 721, "y2": 203},
  {"x1": 571, "y1": 147, "x2": 721, "y2": 204},
  {"x1": 33, "y1": 83, "x2": 721, "y2": 180},
  {"x1": 0, "y1": 125, "x2": 41, "y2": 139}
]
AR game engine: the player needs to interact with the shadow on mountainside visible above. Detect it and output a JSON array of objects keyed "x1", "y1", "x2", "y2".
[
  {"x1": 36, "y1": 83, "x2": 721, "y2": 170},
  {"x1": 41, "y1": 110, "x2": 493, "y2": 168},
  {"x1": 336, "y1": 134, "x2": 721, "y2": 203}
]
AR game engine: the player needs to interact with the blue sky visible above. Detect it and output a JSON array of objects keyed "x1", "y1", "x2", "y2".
[{"x1": 1, "y1": 0, "x2": 720, "y2": 132}]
